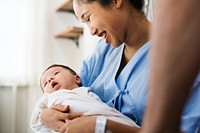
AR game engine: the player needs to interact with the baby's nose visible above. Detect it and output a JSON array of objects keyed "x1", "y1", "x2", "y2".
[{"x1": 48, "y1": 77, "x2": 54, "y2": 83}]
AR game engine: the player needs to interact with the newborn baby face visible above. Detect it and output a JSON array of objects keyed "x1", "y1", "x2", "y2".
[{"x1": 40, "y1": 66, "x2": 80, "y2": 93}]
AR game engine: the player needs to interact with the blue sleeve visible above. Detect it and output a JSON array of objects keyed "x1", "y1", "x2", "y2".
[
  {"x1": 80, "y1": 55, "x2": 93, "y2": 87},
  {"x1": 181, "y1": 74, "x2": 200, "y2": 133}
]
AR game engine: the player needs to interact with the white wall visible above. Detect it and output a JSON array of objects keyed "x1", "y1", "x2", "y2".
[{"x1": 39, "y1": 0, "x2": 99, "y2": 74}]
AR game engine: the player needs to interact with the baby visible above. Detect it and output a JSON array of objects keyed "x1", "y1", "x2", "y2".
[{"x1": 30, "y1": 64, "x2": 137, "y2": 132}]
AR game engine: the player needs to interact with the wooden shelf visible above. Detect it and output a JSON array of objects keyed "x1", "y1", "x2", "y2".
[
  {"x1": 56, "y1": 0, "x2": 74, "y2": 13},
  {"x1": 56, "y1": 1, "x2": 82, "y2": 46},
  {"x1": 56, "y1": 26, "x2": 83, "y2": 40}
]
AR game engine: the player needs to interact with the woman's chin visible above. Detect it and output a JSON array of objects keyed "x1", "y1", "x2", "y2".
[
  {"x1": 104, "y1": 38, "x2": 121, "y2": 48},
  {"x1": 110, "y1": 42, "x2": 122, "y2": 48}
]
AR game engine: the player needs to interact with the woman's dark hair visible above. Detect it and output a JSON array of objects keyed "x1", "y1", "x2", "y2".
[
  {"x1": 77, "y1": 0, "x2": 144, "y2": 13},
  {"x1": 40, "y1": 64, "x2": 82, "y2": 92}
]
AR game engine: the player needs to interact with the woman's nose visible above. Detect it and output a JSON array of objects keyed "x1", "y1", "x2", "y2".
[{"x1": 89, "y1": 25, "x2": 97, "y2": 36}]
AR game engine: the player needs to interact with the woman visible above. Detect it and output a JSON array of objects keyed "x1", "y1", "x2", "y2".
[{"x1": 40, "y1": 0, "x2": 200, "y2": 132}]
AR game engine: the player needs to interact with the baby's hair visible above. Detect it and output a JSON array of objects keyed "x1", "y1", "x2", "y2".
[
  {"x1": 43, "y1": 64, "x2": 77, "y2": 76},
  {"x1": 40, "y1": 64, "x2": 81, "y2": 92}
]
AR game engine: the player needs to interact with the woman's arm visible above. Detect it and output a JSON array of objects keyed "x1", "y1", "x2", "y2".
[
  {"x1": 106, "y1": 119, "x2": 140, "y2": 133},
  {"x1": 142, "y1": 0, "x2": 200, "y2": 133},
  {"x1": 59, "y1": 116, "x2": 140, "y2": 133}
]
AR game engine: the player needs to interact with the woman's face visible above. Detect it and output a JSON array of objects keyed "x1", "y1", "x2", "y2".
[
  {"x1": 73, "y1": 0, "x2": 126, "y2": 47},
  {"x1": 41, "y1": 67, "x2": 81, "y2": 93}
]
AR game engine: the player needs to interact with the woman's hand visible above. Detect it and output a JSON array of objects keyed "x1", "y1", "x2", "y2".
[
  {"x1": 40, "y1": 104, "x2": 82, "y2": 131},
  {"x1": 59, "y1": 116, "x2": 96, "y2": 133}
]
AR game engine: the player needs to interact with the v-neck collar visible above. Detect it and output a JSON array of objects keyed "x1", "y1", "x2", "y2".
[{"x1": 115, "y1": 41, "x2": 151, "y2": 91}]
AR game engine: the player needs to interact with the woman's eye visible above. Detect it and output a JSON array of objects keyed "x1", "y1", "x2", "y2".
[{"x1": 86, "y1": 16, "x2": 90, "y2": 22}]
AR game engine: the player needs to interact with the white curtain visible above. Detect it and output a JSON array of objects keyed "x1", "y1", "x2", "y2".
[
  {"x1": 0, "y1": 0, "x2": 49, "y2": 86},
  {"x1": 0, "y1": 0, "x2": 29, "y2": 85},
  {"x1": 0, "y1": 0, "x2": 49, "y2": 132}
]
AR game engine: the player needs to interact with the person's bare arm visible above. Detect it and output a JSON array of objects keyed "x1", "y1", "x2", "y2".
[
  {"x1": 142, "y1": 0, "x2": 200, "y2": 133},
  {"x1": 59, "y1": 116, "x2": 140, "y2": 133},
  {"x1": 106, "y1": 119, "x2": 140, "y2": 133}
]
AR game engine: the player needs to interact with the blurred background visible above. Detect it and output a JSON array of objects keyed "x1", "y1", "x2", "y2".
[{"x1": 0, "y1": 0, "x2": 153, "y2": 132}]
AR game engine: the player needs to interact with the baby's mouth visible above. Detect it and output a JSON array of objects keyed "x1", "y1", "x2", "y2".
[{"x1": 51, "y1": 81, "x2": 58, "y2": 89}]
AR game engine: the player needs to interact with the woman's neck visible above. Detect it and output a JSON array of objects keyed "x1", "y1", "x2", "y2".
[
  {"x1": 124, "y1": 15, "x2": 150, "y2": 61},
  {"x1": 126, "y1": 14, "x2": 150, "y2": 47}
]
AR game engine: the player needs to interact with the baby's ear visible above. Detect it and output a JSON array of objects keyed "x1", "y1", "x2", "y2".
[{"x1": 75, "y1": 75, "x2": 81, "y2": 85}]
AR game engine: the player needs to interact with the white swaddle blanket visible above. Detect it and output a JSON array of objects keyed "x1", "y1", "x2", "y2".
[{"x1": 30, "y1": 87, "x2": 137, "y2": 133}]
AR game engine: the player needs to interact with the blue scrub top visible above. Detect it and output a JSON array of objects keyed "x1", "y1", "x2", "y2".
[{"x1": 80, "y1": 39, "x2": 200, "y2": 133}]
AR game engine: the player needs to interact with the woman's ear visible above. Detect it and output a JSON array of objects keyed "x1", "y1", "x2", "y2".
[{"x1": 113, "y1": 0, "x2": 122, "y2": 8}]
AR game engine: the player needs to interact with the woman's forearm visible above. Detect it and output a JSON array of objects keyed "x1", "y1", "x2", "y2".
[{"x1": 105, "y1": 119, "x2": 140, "y2": 133}]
